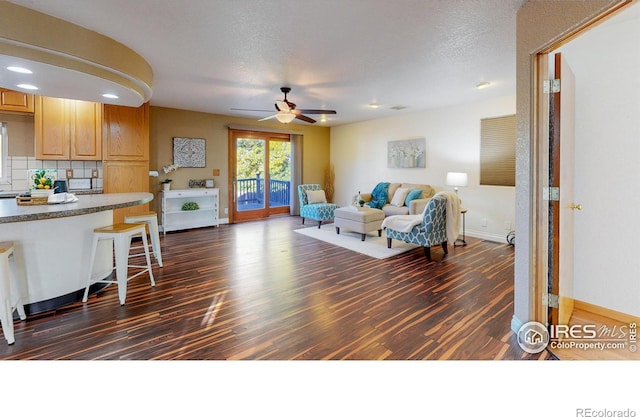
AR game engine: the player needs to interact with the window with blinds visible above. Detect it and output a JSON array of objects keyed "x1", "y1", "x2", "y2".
[{"x1": 480, "y1": 114, "x2": 516, "y2": 186}]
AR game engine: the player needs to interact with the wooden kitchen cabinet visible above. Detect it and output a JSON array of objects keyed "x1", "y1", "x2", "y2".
[
  {"x1": 103, "y1": 160, "x2": 150, "y2": 223},
  {"x1": 102, "y1": 102, "x2": 149, "y2": 161},
  {"x1": 102, "y1": 103, "x2": 151, "y2": 223},
  {"x1": 34, "y1": 96, "x2": 103, "y2": 160},
  {"x1": 0, "y1": 88, "x2": 34, "y2": 113}
]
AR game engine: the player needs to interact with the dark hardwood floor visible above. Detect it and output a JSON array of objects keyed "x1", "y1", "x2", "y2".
[{"x1": 0, "y1": 215, "x2": 552, "y2": 360}]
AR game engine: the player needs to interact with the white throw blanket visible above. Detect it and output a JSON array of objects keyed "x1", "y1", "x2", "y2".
[
  {"x1": 436, "y1": 191, "x2": 460, "y2": 244},
  {"x1": 381, "y1": 191, "x2": 461, "y2": 243},
  {"x1": 381, "y1": 214, "x2": 422, "y2": 233}
]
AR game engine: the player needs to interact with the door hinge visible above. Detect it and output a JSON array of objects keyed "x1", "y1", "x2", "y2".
[
  {"x1": 543, "y1": 293, "x2": 560, "y2": 308},
  {"x1": 543, "y1": 187, "x2": 560, "y2": 201},
  {"x1": 543, "y1": 79, "x2": 561, "y2": 93}
]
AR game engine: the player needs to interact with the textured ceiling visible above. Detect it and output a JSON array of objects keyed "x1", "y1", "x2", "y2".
[{"x1": 5, "y1": 0, "x2": 528, "y2": 126}]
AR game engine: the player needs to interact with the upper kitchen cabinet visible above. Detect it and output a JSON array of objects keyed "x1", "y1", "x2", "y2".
[
  {"x1": 103, "y1": 102, "x2": 149, "y2": 161},
  {"x1": 0, "y1": 88, "x2": 35, "y2": 113},
  {"x1": 34, "y1": 96, "x2": 103, "y2": 160}
]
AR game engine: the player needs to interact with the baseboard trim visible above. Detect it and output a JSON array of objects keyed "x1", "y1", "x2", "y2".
[
  {"x1": 574, "y1": 299, "x2": 640, "y2": 324},
  {"x1": 160, "y1": 219, "x2": 229, "y2": 232},
  {"x1": 466, "y1": 230, "x2": 508, "y2": 244}
]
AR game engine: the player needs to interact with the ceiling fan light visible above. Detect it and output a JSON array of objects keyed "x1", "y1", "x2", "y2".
[{"x1": 275, "y1": 112, "x2": 296, "y2": 123}]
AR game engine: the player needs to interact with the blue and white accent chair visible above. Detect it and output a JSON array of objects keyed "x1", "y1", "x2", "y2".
[
  {"x1": 385, "y1": 194, "x2": 448, "y2": 261},
  {"x1": 298, "y1": 184, "x2": 339, "y2": 228}
]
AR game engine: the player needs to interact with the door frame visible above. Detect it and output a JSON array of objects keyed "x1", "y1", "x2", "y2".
[
  {"x1": 228, "y1": 129, "x2": 291, "y2": 223},
  {"x1": 531, "y1": 2, "x2": 631, "y2": 327}
]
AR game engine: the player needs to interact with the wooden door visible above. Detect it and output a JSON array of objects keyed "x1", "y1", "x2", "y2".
[
  {"x1": 229, "y1": 129, "x2": 291, "y2": 223},
  {"x1": 549, "y1": 53, "x2": 577, "y2": 326}
]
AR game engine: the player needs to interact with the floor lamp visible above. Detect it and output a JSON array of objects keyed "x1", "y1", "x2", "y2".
[{"x1": 446, "y1": 172, "x2": 468, "y2": 246}]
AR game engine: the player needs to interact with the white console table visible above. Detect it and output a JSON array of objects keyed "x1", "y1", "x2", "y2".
[{"x1": 161, "y1": 188, "x2": 219, "y2": 234}]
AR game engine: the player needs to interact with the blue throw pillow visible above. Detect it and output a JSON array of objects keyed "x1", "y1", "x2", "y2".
[{"x1": 404, "y1": 188, "x2": 423, "y2": 206}]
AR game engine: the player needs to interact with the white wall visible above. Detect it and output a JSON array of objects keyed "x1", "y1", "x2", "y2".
[
  {"x1": 331, "y1": 95, "x2": 516, "y2": 242},
  {"x1": 556, "y1": 4, "x2": 640, "y2": 317}
]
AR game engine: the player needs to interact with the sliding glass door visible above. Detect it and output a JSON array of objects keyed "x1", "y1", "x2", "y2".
[{"x1": 230, "y1": 130, "x2": 291, "y2": 222}]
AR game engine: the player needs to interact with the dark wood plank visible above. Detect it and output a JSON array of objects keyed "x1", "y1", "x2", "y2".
[{"x1": 0, "y1": 215, "x2": 552, "y2": 360}]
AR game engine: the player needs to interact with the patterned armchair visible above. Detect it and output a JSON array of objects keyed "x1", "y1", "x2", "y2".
[
  {"x1": 385, "y1": 194, "x2": 448, "y2": 261},
  {"x1": 298, "y1": 184, "x2": 339, "y2": 228}
]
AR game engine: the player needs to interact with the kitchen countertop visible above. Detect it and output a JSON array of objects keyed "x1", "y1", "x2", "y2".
[{"x1": 0, "y1": 192, "x2": 152, "y2": 224}]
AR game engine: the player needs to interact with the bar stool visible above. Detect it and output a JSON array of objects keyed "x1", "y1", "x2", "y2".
[
  {"x1": 82, "y1": 223, "x2": 155, "y2": 306},
  {"x1": 0, "y1": 242, "x2": 27, "y2": 345},
  {"x1": 124, "y1": 211, "x2": 163, "y2": 267}
]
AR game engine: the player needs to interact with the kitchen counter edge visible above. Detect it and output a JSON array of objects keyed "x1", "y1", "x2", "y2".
[{"x1": 0, "y1": 192, "x2": 153, "y2": 224}]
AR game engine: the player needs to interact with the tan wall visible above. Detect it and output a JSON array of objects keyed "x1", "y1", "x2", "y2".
[
  {"x1": 149, "y1": 106, "x2": 330, "y2": 217},
  {"x1": 513, "y1": 0, "x2": 623, "y2": 329},
  {"x1": 2, "y1": 112, "x2": 34, "y2": 156}
]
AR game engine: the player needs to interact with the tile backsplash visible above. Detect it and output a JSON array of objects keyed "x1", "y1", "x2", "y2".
[{"x1": 2, "y1": 156, "x2": 103, "y2": 192}]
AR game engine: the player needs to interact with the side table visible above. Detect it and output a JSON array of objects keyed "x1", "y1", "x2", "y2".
[{"x1": 454, "y1": 208, "x2": 467, "y2": 247}]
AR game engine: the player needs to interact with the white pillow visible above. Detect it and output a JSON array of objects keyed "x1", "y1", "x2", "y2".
[
  {"x1": 390, "y1": 187, "x2": 410, "y2": 207},
  {"x1": 306, "y1": 189, "x2": 327, "y2": 204}
]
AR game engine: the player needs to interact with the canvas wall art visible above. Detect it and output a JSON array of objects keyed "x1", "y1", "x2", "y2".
[
  {"x1": 173, "y1": 137, "x2": 206, "y2": 168},
  {"x1": 387, "y1": 137, "x2": 426, "y2": 168}
]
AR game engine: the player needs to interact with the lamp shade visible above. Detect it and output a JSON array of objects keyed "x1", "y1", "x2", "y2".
[
  {"x1": 275, "y1": 111, "x2": 296, "y2": 123},
  {"x1": 446, "y1": 172, "x2": 468, "y2": 187}
]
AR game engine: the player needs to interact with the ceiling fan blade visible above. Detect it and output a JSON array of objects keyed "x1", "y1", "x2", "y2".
[
  {"x1": 231, "y1": 108, "x2": 274, "y2": 113},
  {"x1": 258, "y1": 114, "x2": 278, "y2": 122},
  {"x1": 275, "y1": 100, "x2": 290, "y2": 111},
  {"x1": 295, "y1": 114, "x2": 316, "y2": 124},
  {"x1": 296, "y1": 109, "x2": 337, "y2": 115}
]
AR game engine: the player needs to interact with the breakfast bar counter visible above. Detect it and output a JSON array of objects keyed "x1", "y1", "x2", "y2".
[{"x1": 0, "y1": 192, "x2": 153, "y2": 314}]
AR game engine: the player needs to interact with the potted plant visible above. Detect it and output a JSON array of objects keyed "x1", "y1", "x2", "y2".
[
  {"x1": 30, "y1": 169, "x2": 56, "y2": 197},
  {"x1": 161, "y1": 179, "x2": 172, "y2": 191},
  {"x1": 160, "y1": 163, "x2": 179, "y2": 191}
]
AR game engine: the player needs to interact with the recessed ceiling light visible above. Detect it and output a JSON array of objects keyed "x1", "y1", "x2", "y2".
[
  {"x1": 368, "y1": 102, "x2": 380, "y2": 109},
  {"x1": 476, "y1": 82, "x2": 491, "y2": 89},
  {"x1": 17, "y1": 84, "x2": 38, "y2": 90},
  {"x1": 7, "y1": 66, "x2": 32, "y2": 74},
  {"x1": 102, "y1": 93, "x2": 119, "y2": 99}
]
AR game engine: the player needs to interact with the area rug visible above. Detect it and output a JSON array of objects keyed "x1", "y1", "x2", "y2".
[{"x1": 294, "y1": 223, "x2": 419, "y2": 259}]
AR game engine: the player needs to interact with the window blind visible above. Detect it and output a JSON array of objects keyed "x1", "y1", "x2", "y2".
[{"x1": 480, "y1": 114, "x2": 516, "y2": 186}]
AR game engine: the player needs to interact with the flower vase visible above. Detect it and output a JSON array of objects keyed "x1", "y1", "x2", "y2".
[{"x1": 162, "y1": 183, "x2": 171, "y2": 191}]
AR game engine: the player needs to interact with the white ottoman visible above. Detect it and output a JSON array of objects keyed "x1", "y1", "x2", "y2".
[{"x1": 334, "y1": 206, "x2": 385, "y2": 241}]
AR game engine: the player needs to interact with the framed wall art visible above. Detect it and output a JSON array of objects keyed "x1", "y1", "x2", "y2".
[
  {"x1": 387, "y1": 137, "x2": 426, "y2": 168},
  {"x1": 173, "y1": 137, "x2": 206, "y2": 168}
]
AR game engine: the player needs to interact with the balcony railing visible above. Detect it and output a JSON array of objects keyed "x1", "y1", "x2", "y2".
[{"x1": 237, "y1": 176, "x2": 290, "y2": 209}]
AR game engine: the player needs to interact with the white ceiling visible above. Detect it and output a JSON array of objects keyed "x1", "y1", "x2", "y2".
[{"x1": 5, "y1": 0, "x2": 528, "y2": 126}]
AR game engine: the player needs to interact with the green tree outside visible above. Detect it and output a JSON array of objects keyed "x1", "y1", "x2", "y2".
[{"x1": 236, "y1": 139, "x2": 290, "y2": 181}]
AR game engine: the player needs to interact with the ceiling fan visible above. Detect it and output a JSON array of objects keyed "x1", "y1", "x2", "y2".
[{"x1": 232, "y1": 87, "x2": 337, "y2": 124}]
